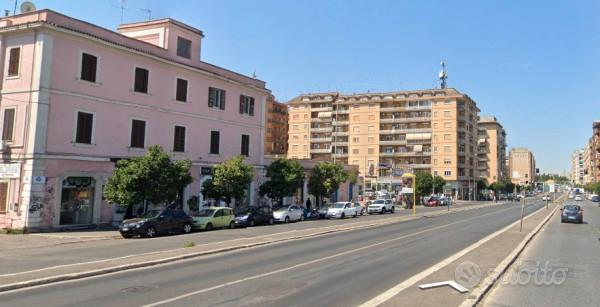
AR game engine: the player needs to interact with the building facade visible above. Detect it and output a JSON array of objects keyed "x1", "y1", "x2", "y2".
[
  {"x1": 0, "y1": 10, "x2": 270, "y2": 230},
  {"x1": 287, "y1": 88, "x2": 480, "y2": 199},
  {"x1": 477, "y1": 116, "x2": 507, "y2": 185},
  {"x1": 571, "y1": 150, "x2": 585, "y2": 185},
  {"x1": 509, "y1": 147, "x2": 536, "y2": 185},
  {"x1": 264, "y1": 95, "x2": 288, "y2": 156},
  {"x1": 590, "y1": 121, "x2": 600, "y2": 183}
]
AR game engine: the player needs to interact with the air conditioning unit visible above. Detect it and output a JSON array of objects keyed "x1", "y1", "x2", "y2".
[{"x1": 0, "y1": 140, "x2": 7, "y2": 152}]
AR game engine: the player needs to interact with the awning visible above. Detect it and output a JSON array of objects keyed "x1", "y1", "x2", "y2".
[
  {"x1": 413, "y1": 145, "x2": 423, "y2": 152},
  {"x1": 318, "y1": 112, "x2": 332, "y2": 118},
  {"x1": 406, "y1": 133, "x2": 431, "y2": 141}
]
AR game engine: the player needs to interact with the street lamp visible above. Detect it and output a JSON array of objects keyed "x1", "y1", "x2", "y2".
[{"x1": 402, "y1": 172, "x2": 416, "y2": 216}]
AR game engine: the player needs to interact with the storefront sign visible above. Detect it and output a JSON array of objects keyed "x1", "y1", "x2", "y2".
[
  {"x1": 201, "y1": 167, "x2": 213, "y2": 175},
  {"x1": 0, "y1": 163, "x2": 20, "y2": 179}
]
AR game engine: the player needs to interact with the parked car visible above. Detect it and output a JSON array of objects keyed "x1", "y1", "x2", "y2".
[
  {"x1": 318, "y1": 204, "x2": 331, "y2": 219},
  {"x1": 426, "y1": 197, "x2": 441, "y2": 207},
  {"x1": 327, "y1": 202, "x2": 358, "y2": 219},
  {"x1": 353, "y1": 202, "x2": 365, "y2": 215},
  {"x1": 560, "y1": 204, "x2": 583, "y2": 224},
  {"x1": 591, "y1": 195, "x2": 600, "y2": 203},
  {"x1": 439, "y1": 196, "x2": 452, "y2": 206},
  {"x1": 273, "y1": 205, "x2": 304, "y2": 223},
  {"x1": 234, "y1": 206, "x2": 274, "y2": 227},
  {"x1": 192, "y1": 207, "x2": 235, "y2": 231},
  {"x1": 120, "y1": 208, "x2": 193, "y2": 238},
  {"x1": 574, "y1": 196, "x2": 583, "y2": 201},
  {"x1": 368, "y1": 199, "x2": 395, "y2": 214}
]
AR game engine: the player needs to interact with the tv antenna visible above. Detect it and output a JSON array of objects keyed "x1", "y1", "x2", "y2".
[
  {"x1": 112, "y1": 0, "x2": 127, "y2": 24},
  {"x1": 140, "y1": 8, "x2": 152, "y2": 20},
  {"x1": 439, "y1": 61, "x2": 448, "y2": 89}
]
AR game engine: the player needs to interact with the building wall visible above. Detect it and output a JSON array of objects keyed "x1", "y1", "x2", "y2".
[
  {"x1": 264, "y1": 96, "x2": 288, "y2": 155},
  {"x1": 478, "y1": 117, "x2": 507, "y2": 184},
  {"x1": 509, "y1": 148, "x2": 535, "y2": 185}
]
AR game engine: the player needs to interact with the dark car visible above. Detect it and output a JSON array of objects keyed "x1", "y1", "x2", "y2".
[
  {"x1": 318, "y1": 204, "x2": 331, "y2": 219},
  {"x1": 234, "y1": 206, "x2": 274, "y2": 227},
  {"x1": 560, "y1": 204, "x2": 583, "y2": 224},
  {"x1": 426, "y1": 197, "x2": 440, "y2": 207},
  {"x1": 120, "y1": 208, "x2": 193, "y2": 238},
  {"x1": 591, "y1": 195, "x2": 600, "y2": 203}
]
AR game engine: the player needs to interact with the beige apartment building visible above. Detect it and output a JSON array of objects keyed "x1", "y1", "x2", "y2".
[
  {"x1": 591, "y1": 121, "x2": 600, "y2": 183},
  {"x1": 509, "y1": 147, "x2": 536, "y2": 185},
  {"x1": 571, "y1": 149, "x2": 585, "y2": 185},
  {"x1": 477, "y1": 116, "x2": 507, "y2": 184},
  {"x1": 287, "y1": 88, "x2": 480, "y2": 199}
]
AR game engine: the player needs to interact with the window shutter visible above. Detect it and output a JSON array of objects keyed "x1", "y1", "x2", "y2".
[
  {"x1": 8, "y1": 48, "x2": 20, "y2": 76},
  {"x1": 0, "y1": 182, "x2": 7, "y2": 212},
  {"x1": 2, "y1": 109, "x2": 15, "y2": 141},
  {"x1": 220, "y1": 90, "x2": 226, "y2": 110},
  {"x1": 249, "y1": 99, "x2": 255, "y2": 116},
  {"x1": 239, "y1": 95, "x2": 245, "y2": 113},
  {"x1": 208, "y1": 88, "x2": 214, "y2": 107}
]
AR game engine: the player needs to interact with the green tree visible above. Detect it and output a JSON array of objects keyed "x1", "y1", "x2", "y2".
[
  {"x1": 432, "y1": 175, "x2": 446, "y2": 194},
  {"x1": 415, "y1": 172, "x2": 433, "y2": 201},
  {"x1": 104, "y1": 145, "x2": 192, "y2": 207},
  {"x1": 204, "y1": 156, "x2": 254, "y2": 205},
  {"x1": 259, "y1": 158, "x2": 305, "y2": 206},
  {"x1": 308, "y1": 162, "x2": 348, "y2": 208}
]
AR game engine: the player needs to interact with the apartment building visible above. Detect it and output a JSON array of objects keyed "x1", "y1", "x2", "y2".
[
  {"x1": 591, "y1": 121, "x2": 600, "y2": 183},
  {"x1": 264, "y1": 95, "x2": 288, "y2": 156},
  {"x1": 287, "y1": 88, "x2": 480, "y2": 199},
  {"x1": 509, "y1": 148, "x2": 536, "y2": 185},
  {"x1": 477, "y1": 116, "x2": 507, "y2": 184},
  {"x1": 571, "y1": 150, "x2": 585, "y2": 185},
  {"x1": 0, "y1": 10, "x2": 270, "y2": 230}
]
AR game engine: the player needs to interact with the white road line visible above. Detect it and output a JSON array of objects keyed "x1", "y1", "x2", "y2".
[
  {"x1": 358, "y1": 203, "x2": 547, "y2": 307},
  {"x1": 140, "y1": 205, "x2": 519, "y2": 307}
]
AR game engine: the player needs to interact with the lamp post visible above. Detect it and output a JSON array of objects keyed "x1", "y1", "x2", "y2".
[{"x1": 402, "y1": 172, "x2": 416, "y2": 216}]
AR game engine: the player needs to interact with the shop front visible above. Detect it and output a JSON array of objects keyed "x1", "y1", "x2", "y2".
[{"x1": 59, "y1": 176, "x2": 96, "y2": 225}]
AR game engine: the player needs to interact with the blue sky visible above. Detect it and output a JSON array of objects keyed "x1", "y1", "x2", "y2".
[{"x1": 18, "y1": 0, "x2": 600, "y2": 174}]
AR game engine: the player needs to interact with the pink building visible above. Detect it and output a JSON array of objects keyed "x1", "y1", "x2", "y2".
[{"x1": 0, "y1": 10, "x2": 270, "y2": 230}]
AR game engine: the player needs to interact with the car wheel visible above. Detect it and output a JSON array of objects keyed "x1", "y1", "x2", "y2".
[
  {"x1": 390, "y1": 206, "x2": 395, "y2": 214},
  {"x1": 284, "y1": 216, "x2": 290, "y2": 223},
  {"x1": 341, "y1": 213, "x2": 345, "y2": 219},
  {"x1": 121, "y1": 234, "x2": 132, "y2": 239},
  {"x1": 381, "y1": 208, "x2": 385, "y2": 214},
  {"x1": 249, "y1": 219, "x2": 255, "y2": 227},
  {"x1": 268, "y1": 217, "x2": 274, "y2": 225},
  {"x1": 205, "y1": 223, "x2": 213, "y2": 231},
  {"x1": 143, "y1": 226, "x2": 156, "y2": 238},
  {"x1": 353, "y1": 212, "x2": 357, "y2": 218},
  {"x1": 229, "y1": 221, "x2": 235, "y2": 229},
  {"x1": 182, "y1": 223, "x2": 192, "y2": 234}
]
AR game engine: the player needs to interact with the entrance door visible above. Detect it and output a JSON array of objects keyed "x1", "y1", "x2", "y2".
[{"x1": 60, "y1": 177, "x2": 95, "y2": 225}]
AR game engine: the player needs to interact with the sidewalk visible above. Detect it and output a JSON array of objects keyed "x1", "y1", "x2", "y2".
[{"x1": 370, "y1": 202, "x2": 558, "y2": 307}]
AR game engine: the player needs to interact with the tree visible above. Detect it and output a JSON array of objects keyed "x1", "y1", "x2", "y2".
[
  {"x1": 308, "y1": 162, "x2": 348, "y2": 208},
  {"x1": 415, "y1": 172, "x2": 433, "y2": 202},
  {"x1": 259, "y1": 158, "x2": 305, "y2": 206},
  {"x1": 104, "y1": 145, "x2": 192, "y2": 208},
  {"x1": 432, "y1": 175, "x2": 446, "y2": 194},
  {"x1": 203, "y1": 156, "x2": 254, "y2": 205}
]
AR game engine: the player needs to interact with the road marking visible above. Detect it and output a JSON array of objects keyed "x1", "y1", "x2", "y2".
[
  {"x1": 139, "y1": 205, "x2": 520, "y2": 307},
  {"x1": 419, "y1": 280, "x2": 468, "y2": 293},
  {"x1": 358, "y1": 203, "x2": 547, "y2": 307}
]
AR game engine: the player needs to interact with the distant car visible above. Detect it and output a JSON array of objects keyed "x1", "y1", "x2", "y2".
[
  {"x1": 120, "y1": 208, "x2": 193, "y2": 238},
  {"x1": 368, "y1": 199, "x2": 395, "y2": 214},
  {"x1": 439, "y1": 197, "x2": 452, "y2": 206},
  {"x1": 426, "y1": 197, "x2": 441, "y2": 207},
  {"x1": 273, "y1": 205, "x2": 304, "y2": 223},
  {"x1": 318, "y1": 204, "x2": 331, "y2": 219},
  {"x1": 561, "y1": 204, "x2": 583, "y2": 224},
  {"x1": 327, "y1": 202, "x2": 357, "y2": 219},
  {"x1": 574, "y1": 196, "x2": 583, "y2": 201},
  {"x1": 542, "y1": 196, "x2": 550, "y2": 201},
  {"x1": 568, "y1": 194, "x2": 575, "y2": 199},
  {"x1": 592, "y1": 195, "x2": 600, "y2": 203},
  {"x1": 234, "y1": 206, "x2": 274, "y2": 227},
  {"x1": 353, "y1": 202, "x2": 365, "y2": 215},
  {"x1": 192, "y1": 207, "x2": 235, "y2": 231}
]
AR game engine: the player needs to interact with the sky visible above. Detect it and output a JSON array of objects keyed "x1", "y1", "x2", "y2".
[{"x1": 14, "y1": 0, "x2": 600, "y2": 174}]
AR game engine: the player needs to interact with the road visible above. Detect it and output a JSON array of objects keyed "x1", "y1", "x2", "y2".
[
  {"x1": 0, "y1": 200, "x2": 545, "y2": 307},
  {"x1": 483, "y1": 198, "x2": 600, "y2": 307}
]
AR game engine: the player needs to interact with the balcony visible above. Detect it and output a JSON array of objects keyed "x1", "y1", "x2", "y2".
[
  {"x1": 332, "y1": 120, "x2": 350, "y2": 126},
  {"x1": 380, "y1": 140, "x2": 407, "y2": 145},
  {"x1": 335, "y1": 109, "x2": 350, "y2": 114},
  {"x1": 412, "y1": 164, "x2": 432, "y2": 169},
  {"x1": 332, "y1": 141, "x2": 348, "y2": 146},
  {"x1": 310, "y1": 148, "x2": 331, "y2": 154},
  {"x1": 380, "y1": 117, "x2": 431, "y2": 123},
  {"x1": 333, "y1": 153, "x2": 349, "y2": 158},
  {"x1": 333, "y1": 131, "x2": 349, "y2": 136},
  {"x1": 311, "y1": 106, "x2": 333, "y2": 112},
  {"x1": 311, "y1": 117, "x2": 332, "y2": 123},
  {"x1": 311, "y1": 127, "x2": 333, "y2": 132},
  {"x1": 311, "y1": 137, "x2": 331, "y2": 143},
  {"x1": 380, "y1": 128, "x2": 432, "y2": 134},
  {"x1": 379, "y1": 151, "x2": 432, "y2": 157}
]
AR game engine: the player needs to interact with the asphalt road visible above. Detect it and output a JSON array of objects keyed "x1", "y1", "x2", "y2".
[
  {"x1": 0, "y1": 201, "x2": 497, "y2": 275},
  {"x1": 0, "y1": 200, "x2": 545, "y2": 307},
  {"x1": 483, "y1": 198, "x2": 600, "y2": 307}
]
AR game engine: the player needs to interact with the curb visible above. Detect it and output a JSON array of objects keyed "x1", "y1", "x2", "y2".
[
  {"x1": 0, "y1": 202, "x2": 508, "y2": 293},
  {"x1": 459, "y1": 203, "x2": 558, "y2": 307}
]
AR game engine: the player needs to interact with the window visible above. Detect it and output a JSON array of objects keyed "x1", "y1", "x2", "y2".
[
  {"x1": 433, "y1": 134, "x2": 438, "y2": 141},
  {"x1": 176, "y1": 37, "x2": 192, "y2": 59},
  {"x1": 368, "y1": 125, "x2": 375, "y2": 131},
  {"x1": 292, "y1": 135, "x2": 299, "y2": 140},
  {"x1": 444, "y1": 134, "x2": 451, "y2": 140},
  {"x1": 241, "y1": 134, "x2": 250, "y2": 157},
  {"x1": 434, "y1": 123, "x2": 439, "y2": 129},
  {"x1": 352, "y1": 149, "x2": 359, "y2": 154},
  {"x1": 444, "y1": 111, "x2": 451, "y2": 117},
  {"x1": 433, "y1": 111, "x2": 438, "y2": 117},
  {"x1": 304, "y1": 124, "x2": 308, "y2": 131},
  {"x1": 134, "y1": 67, "x2": 149, "y2": 93},
  {"x1": 352, "y1": 126, "x2": 360, "y2": 132},
  {"x1": 209, "y1": 87, "x2": 226, "y2": 110},
  {"x1": 444, "y1": 145, "x2": 451, "y2": 153},
  {"x1": 293, "y1": 114, "x2": 299, "y2": 120},
  {"x1": 0, "y1": 182, "x2": 7, "y2": 213},
  {"x1": 433, "y1": 146, "x2": 438, "y2": 152},
  {"x1": 444, "y1": 122, "x2": 451, "y2": 128},
  {"x1": 130, "y1": 119, "x2": 146, "y2": 148},
  {"x1": 368, "y1": 136, "x2": 375, "y2": 143},
  {"x1": 173, "y1": 125, "x2": 186, "y2": 152},
  {"x1": 239, "y1": 95, "x2": 255, "y2": 116},
  {"x1": 175, "y1": 78, "x2": 188, "y2": 102},
  {"x1": 352, "y1": 137, "x2": 360, "y2": 143},
  {"x1": 2, "y1": 108, "x2": 15, "y2": 141},
  {"x1": 292, "y1": 145, "x2": 299, "y2": 151},
  {"x1": 304, "y1": 134, "x2": 308, "y2": 140},
  {"x1": 292, "y1": 125, "x2": 299, "y2": 130},
  {"x1": 444, "y1": 170, "x2": 452, "y2": 177},
  {"x1": 7, "y1": 47, "x2": 20, "y2": 77},
  {"x1": 444, "y1": 159, "x2": 452, "y2": 165},
  {"x1": 303, "y1": 114, "x2": 308, "y2": 119},
  {"x1": 80, "y1": 52, "x2": 97, "y2": 83},
  {"x1": 352, "y1": 160, "x2": 359, "y2": 165},
  {"x1": 368, "y1": 148, "x2": 375, "y2": 154},
  {"x1": 352, "y1": 115, "x2": 360, "y2": 121},
  {"x1": 433, "y1": 159, "x2": 438, "y2": 165},
  {"x1": 369, "y1": 114, "x2": 375, "y2": 120},
  {"x1": 75, "y1": 111, "x2": 94, "y2": 144},
  {"x1": 210, "y1": 131, "x2": 220, "y2": 154}
]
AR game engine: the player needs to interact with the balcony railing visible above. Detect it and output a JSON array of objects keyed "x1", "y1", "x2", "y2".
[
  {"x1": 380, "y1": 117, "x2": 431, "y2": 123},
  {"x1": 380, "y1": 128, "x2": 432, "y2": 134},
  {"x1": 311, "y1": 107, "x2": 333, "y2": 112},
  {"x1": 332, "y1": 120, "x2": 350, "y2": 125},
  {"x1": 379, "y1": 151, "x2": 432, "y2": 157},
  {"x1": 380, "y1": 140, "x2": 407, "y2": 145},
  {"x1": 310, "y1": 148, "x2": 331, "y2": 154},
  {"x1": 333, "y1": 131, "x2": 349, "y2": 136},
  {"x1": 311, "y1": 127, "x2": 333, "y2": 132},
  {"x1": 332, "y1": 141, "x2": 348, "y2": 146},
  {"x1": 311, "y1": 117, "x2": 332, "y2": 123},
  {"x1": 310, "y1": 137, "x2": 331, "y2": 143}
]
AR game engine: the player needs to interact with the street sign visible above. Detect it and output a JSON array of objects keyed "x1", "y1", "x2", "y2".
[
  {"x1": 201, "y1": 167, "x2": 213, "y2": 175},
  {"x1": 0, "y1": 163, "x2": 20, "y2": 179}
]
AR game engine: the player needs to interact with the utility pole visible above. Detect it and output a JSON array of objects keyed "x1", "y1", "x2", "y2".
[{"x1": 519, "y1": 192, "x2": 525, "y2": 232}]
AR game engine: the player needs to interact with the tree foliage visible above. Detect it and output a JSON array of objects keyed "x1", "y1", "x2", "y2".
[
  {"x1": 432, "y1": 175, "x2": 446, "y2": 193},
  {"x1": 308, "y1": 162, "x2": 348, "y2": 207},
  {"x1": 489, "y1": 178, "x2": 516, "y2": 194},
  {"x1": 584, "y1": 182, "x2": 600, "y2": 194},
  {"x1": 104, "y1": 145, "x2": 192, "y2": 206},
  {"x1": 415, "y1": 172, "x2": 433, "y2": 197},
  {"x1": 203, "y1": 156, "x2": 254, "y2": 205},
  {"x1": 259, "y1": 158, "x2": 305, "y2": 205}
]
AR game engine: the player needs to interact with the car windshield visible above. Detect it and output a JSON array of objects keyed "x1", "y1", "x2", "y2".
[
  {"x1": 139, "y1": 210, "x2": 161, "y2": 218},
  {"x1": 320, "y1": 205, "x2": 330, "y2": 210},
  {"x1": 331, "y1": 203, "x2": 346, "y2": 208},
  {"x1": 196, "y1": 209, "x2": 216, "y2": 217},
  {"x1": 276, "y1": 206, "x2": 290, "y2": 212},
  {"x1": 372, "y1": 200, "x2": 385, "y2": 204}
]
